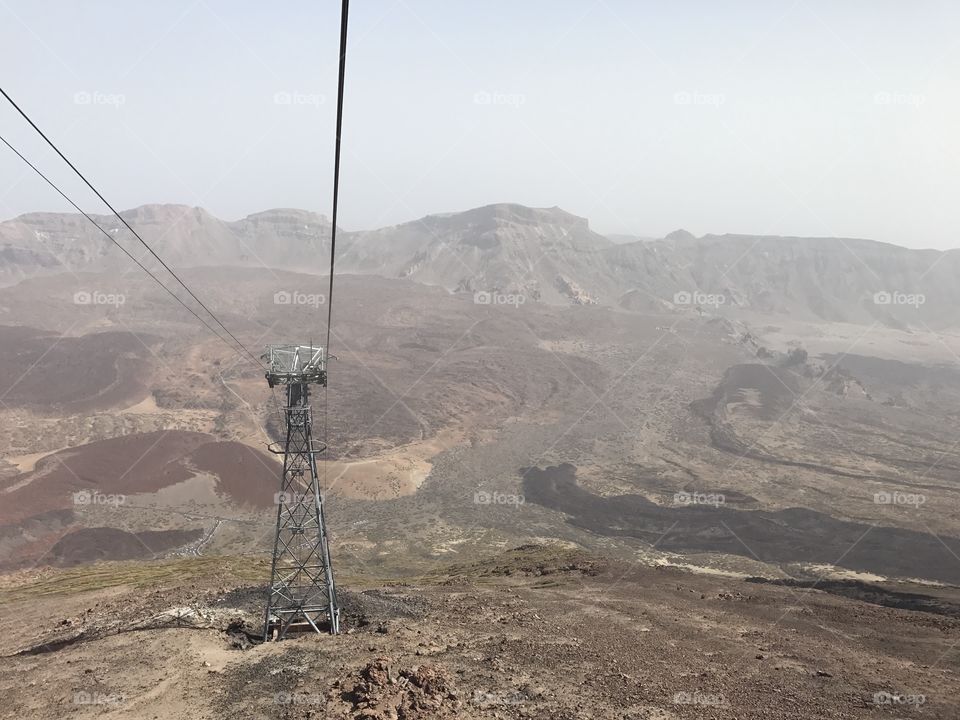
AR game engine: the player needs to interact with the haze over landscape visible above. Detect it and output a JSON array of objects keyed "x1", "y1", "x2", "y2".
[
  {"x1": 2, "y1": 2, "x2": 960, "y2": 720},
  {"x1": 3, "y1": 1, "x2": 960, "y2": 246}
]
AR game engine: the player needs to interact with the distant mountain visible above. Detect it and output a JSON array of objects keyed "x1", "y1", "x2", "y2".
[
  {"x1": 619, "y1": 232, "x2": 960, "y2": 328},
  {"x1": 339, "y1": 203, "x2": 613, "y2": 304},
  {"x1": 0, "y1": 204, "x2": 333, "y2": 284},
  {"x1": 2, "y1": 202, "x2": 958, "y2": 327}
]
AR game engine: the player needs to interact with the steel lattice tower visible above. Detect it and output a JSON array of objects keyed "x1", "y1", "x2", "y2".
[{"x1": 262, "y1": 344, "x2": 339, "y2": 639}]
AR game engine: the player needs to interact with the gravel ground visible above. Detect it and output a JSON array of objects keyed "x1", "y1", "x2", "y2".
[{"x1": 1, "y1": 546, "x2": 958, "y2": 719}]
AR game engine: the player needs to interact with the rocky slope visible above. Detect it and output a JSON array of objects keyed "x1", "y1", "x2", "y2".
[{"x1": 2, "y1": 546, "x2": 958, "y2": 719}]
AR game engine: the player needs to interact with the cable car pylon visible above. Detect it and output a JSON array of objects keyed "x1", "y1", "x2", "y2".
[{"x1": 262, "y1": 345, "x2": 339, "y2": 639}]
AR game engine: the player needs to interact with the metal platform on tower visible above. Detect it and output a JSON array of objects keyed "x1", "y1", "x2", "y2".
[
  {"x1": 262, "y1": 343, "x2": 339, "y2": 639},
  {"x1": 264, "y1": 344, "x2": 327, "y2": 387}
]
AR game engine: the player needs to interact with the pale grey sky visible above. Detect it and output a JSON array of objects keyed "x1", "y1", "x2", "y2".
[{"x1": 1, "y1": 0, "x2": 959, "y2": 248}]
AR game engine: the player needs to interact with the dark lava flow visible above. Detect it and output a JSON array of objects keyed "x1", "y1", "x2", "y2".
[{"x1": 521, "y1": 463, "x2": 960, "y2": 586}]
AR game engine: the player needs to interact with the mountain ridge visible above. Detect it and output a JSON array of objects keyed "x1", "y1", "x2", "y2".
[{"x1": 2, "y1": 202, "x2": 956, "y2": 327}]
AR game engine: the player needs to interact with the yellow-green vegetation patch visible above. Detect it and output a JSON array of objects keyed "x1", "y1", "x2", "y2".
[{"x1": 0, "y1": 556, "x2": 270, "y2": 602}]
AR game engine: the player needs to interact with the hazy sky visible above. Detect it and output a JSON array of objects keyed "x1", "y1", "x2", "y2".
[{"x1": 2, "y1": 0, "x2": 959, "y2": 248}]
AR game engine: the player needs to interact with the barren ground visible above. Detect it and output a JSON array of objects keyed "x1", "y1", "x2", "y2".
[{"x1": 1, "y1": 546, "x2": 958, "y2": 720}]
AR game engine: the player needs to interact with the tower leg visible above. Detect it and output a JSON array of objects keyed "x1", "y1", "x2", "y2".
[{"x1": 263, "y1": 382, "x2": 339, "y2": 639}]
